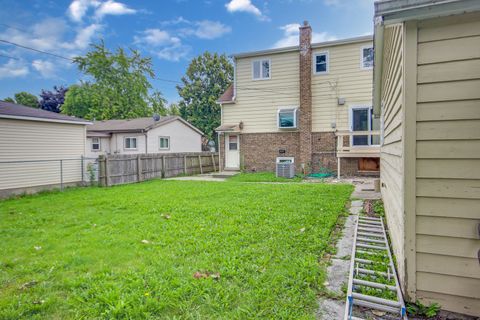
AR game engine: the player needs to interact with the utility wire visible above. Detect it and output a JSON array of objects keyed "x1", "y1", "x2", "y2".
[
  {"x1": 0, "y1": 53, "x2": 19, "y2": 60},
  {"x1": 0, "y1": 39, "x2": 73, "y2": 61},
  {"x1": 0, "y1": 23, "x2": 29, "y2": 33}
]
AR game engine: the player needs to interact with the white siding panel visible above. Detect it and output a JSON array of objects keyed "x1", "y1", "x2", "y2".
[{"x1": 0, "y1": 119, "x2": 86, "y2": 190}]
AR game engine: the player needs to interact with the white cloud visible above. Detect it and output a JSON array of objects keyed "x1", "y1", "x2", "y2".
[
  {"x1": 156, "y1": 44, "x2": 190, "y2": 62},
  {"x1": 226, "y1": 0, "x2": 266, "y2": 19},
  {"x1": 183, "y1": 20, "x2": 231, "y2": 39},
  {"x1": 273, "y1": 23, "x2": 337, "y2": 48},
  {"x1": 134, "y1": 29, "x2": 188, "y2": 62},
  {"x1": 134, "y1": 29, "x2": 173, "y2": 46},
  {"x1": 67, "y1": 0, "x2": 135, "y2": 22},
  {"x1": 0, "y1": 59, "x2": 29, "y2": 79},
  {"x1": 95, "y1": 0, "x2": 136, "y2": 19},
  {"x1": 32, "y1": 59, "x2": 56, "y2": 78}
]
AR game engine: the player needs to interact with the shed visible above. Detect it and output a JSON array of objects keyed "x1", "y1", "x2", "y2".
[
  {"x1": 373, "y1": 0, "x2": 480, "y2": 316},
  {"x1": 0, "y1": 101, "x2": 91, "y2": 197}
]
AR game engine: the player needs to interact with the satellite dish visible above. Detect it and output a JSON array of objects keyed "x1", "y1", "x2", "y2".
[{"x1": 152, "y1": 114, "x2": 161, "y2": 121}]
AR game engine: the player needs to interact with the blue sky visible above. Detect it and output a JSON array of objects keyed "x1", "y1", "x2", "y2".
[{"x1": 0, "y1": 0, "x2": 375, "y2": 104}]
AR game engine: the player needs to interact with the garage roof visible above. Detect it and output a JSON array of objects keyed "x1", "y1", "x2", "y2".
[{"x1": 0, "y1": 100, "x2": 90, "y2": 125}]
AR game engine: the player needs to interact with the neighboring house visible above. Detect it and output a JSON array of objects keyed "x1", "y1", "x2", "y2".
[
  {"x1": 217, "y1": 22, "x2": 378, "y2": 176},
  {"x1": 374, "y1": 0, "x2": 480, "y2": 316},
  {"x1": 86, "y1": 116, "x2": 203, "y2": 158},
  {"x1": 0, "y1": 101, "x2": 90, "y2": 197}
]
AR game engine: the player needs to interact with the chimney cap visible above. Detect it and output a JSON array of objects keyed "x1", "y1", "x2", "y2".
[{"x1": 303, "y1": 20, "x2": 309, "y2": 27}]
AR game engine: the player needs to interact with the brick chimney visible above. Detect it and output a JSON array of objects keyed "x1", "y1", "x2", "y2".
[{"x1": 299, "y1": 21, "x2": 312, "y2": 174}]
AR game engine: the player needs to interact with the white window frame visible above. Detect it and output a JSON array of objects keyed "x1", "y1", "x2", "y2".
[
  {"x1": 124, "y1": 137, "x2": 138, "y2": 150},
  {"x1": 349, "y1": 105, "x2": 379, "y2": 147},
  {"x1": 313, "y1": 51, "x2": 329, "y2": 75},
  {"x1": 277, "y1": 107, "x2": 298, "y2": 129},
  {"x1": 276, "y1": 157, "x2": 294, "y2": 164},
  {"x1": 159, "y1": 136, "x2": 170, "y2": 150},
  {"x1": 252, "y1": 59, "x2": 271, "y2": 80},
  {"x1": 91, "y1": 137, "x2": 100, "y2": 151},
  {"x1": 360, "y1": 45, "x2": 374, "y2": 70}
]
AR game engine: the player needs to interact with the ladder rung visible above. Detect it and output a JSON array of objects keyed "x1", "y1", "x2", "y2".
[
  {"x1": 357, "y1": 232, "x2": 385, "y2": 239},
  {"x1": 357, "y1": 227, "x2": 383, "y2": 234},
  {"x1": 352, "y1": 298, "x2": 399, "y2": 314},
  {"x1": 352, "y1": 292, "x2": 401, "y2": 308},
  {"x1": 357, "y1": 243, "x2": 387, "y2": 250},
  {"x1": 357, "y1": 267, "x2": 389, "y2": 277},
  {"x1": 358, "y1": 216, "x2": 381, "y2": 221},
  {"x1": 358, "y1": 219, "x2": 382, "y2": 225},
  {"x1": 357, "y1": 237, "x2": 385, "y2": 244},
  {"x1": 353, "y1": 278, "x2": 396, "y2": 291},
  {"x1": 358, "y1": 223, "x2": 382, "y2": 229}
]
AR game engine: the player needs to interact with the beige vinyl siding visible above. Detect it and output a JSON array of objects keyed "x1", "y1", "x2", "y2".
[
  {"x1": 0, "y1": 119, "x2": 86, "y2": 190},
  {"x1": 379, "y1": 24, "x2": 406, "y2": 287},
  {"x1": 312, "y1": 40, "x2": 374, "y2": 131},
  {"x1": 414, "y1": 12, "x2": 480, "y2": 316},
  {"x1": 222, "y1": 51, "x2": 299, "y2": 133}
]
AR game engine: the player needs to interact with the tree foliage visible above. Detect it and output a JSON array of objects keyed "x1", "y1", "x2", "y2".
[
  {"x1": 39, "y1": 86, "x2": 67, "y2": 113},
  {"x1": 177, "y1": 52, "x2": 233, "y2": 140},
  {"x1": 4, "y1": 92, "x2": 39, "y2": 108},
  {"x1": 62, "y1": 41, "x2": 164, "y2": 120}
]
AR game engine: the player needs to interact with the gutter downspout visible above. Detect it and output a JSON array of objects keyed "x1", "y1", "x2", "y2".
[
  {"x1": 217, "y1": 131, "x2": 222, "y2": 172},
  {"x1": 372, "y1": 16, "x2": 385, "y2": 117},
  {"x1": 143, "y1": 129, "x2": 148, "y2": 154}
]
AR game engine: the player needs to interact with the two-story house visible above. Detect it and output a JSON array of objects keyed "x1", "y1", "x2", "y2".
[{"x1": 217, "y1": 22, "x2": 378, "y2": 177}]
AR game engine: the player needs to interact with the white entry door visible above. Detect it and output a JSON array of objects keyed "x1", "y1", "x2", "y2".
[{"x1": 225, "y1": 134, "x2": 240, "y2": 169}]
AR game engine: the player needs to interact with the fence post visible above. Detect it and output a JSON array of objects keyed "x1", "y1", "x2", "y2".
[
  {"x1": 162, "y1": 155, "x2": 166, "y2": 178},
  {"x1": 211, "y1": 153, "x2": 216, "y2": 172},
  {"x1": 60, "y1": 160, "x2": 63, "y2": 191},
  {"x1": 81, "y1": 155, "x2": 84, "y2": 184},
  {"x1": 137, "y1": 154, "x2": 143, "y2": 182},
  {"x1": 183, "y1": 155, "x2": 187, "y2": 175},
  {"x1": 105, "y1": 156, "x2": 110, "y2": 187},
  {"x1": 198, "y1": 155, "x2": 203, "y2": 174}
]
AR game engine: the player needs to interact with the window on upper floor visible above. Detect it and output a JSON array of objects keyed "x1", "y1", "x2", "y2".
[
  {"x1": 124, "y1": 137, "x2": 137, "y2": 150},
  {"x1": 91, "y1": 137, "x2": 100, "y2": 151},
  {"x1": 278, "y1": 108, "x2": 297, "y2": 129},
  {"x1": 252, "y1": 59, "x2": 270, "y2": 80},
  {"x1": 361, "y1": 46, "x2": 374, "y2": 69},
  {"x1": 159, "y1": 136, "x2": 170, "y2": 150},
  {"x1": 314, "y1": 52, "x2": 329, "y2": 74}
]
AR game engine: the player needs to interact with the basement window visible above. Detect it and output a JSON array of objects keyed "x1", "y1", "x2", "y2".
[
  {"x1": 361, "y1": 46, "x2": 374, "y2": 69},
  {"x1": 252, "y1": 59, "x2": 270, "y2": 80},
  {"x1": 124, "y1": 137, "x2": 137, "y2": 150},
  {"x1": 314, "y1": 52, "x2": 329, "y2": 74},
  {"x1": 278, "y1": 108, "x2": 297, "y2": 129}
]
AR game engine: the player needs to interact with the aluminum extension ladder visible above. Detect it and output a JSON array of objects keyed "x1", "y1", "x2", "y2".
[{"x1": 344, "y1": 213, "x2": 407, "y2": 320}]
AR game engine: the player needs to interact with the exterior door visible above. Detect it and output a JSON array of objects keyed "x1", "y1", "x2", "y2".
[{"x1": 225, "y1": 134, "x2": 240, "y2": 169}]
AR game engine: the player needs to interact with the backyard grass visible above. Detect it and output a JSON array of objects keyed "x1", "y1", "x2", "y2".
[
  {"x1": 0, "y1": 180, "x2": 352, "y2": 319},
  {"x1": 227, "y1": 171, "x2": 304, "y2": 183}
]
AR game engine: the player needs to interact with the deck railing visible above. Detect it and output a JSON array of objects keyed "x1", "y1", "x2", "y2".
[{"x1": 335, "y1": 130, "x2": 381, "y2": 158}]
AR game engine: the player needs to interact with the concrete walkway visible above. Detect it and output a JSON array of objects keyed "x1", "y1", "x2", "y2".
[{"x1": 317, "y1": 180, "x2": 381, "y2": 319}]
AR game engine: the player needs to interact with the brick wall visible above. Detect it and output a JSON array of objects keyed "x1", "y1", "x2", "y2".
[{"x1": 240, "y1": 132, "x2": 300, "y2": 172}]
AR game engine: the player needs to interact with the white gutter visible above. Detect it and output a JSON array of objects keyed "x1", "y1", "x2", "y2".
[
  {"x1": 372, "y1": 16, "x2": 385, "y2": 117},
  {"x1": 0, "y1": 114, "x2": 92, "y2": 125}
]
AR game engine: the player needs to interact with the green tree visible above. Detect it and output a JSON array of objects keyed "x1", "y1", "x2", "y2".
[
  {"x1": 3, "y1": 92, "x2": 39, "y2": 108},
  {"x1": 177, "y1": 52, "x2": 233, "y2": 140},
  {"x1": 168, "y1": 103, "x2": 181, "y2": 116},
  {"x1": 62, "y1": 41, "x2": 162, "y2": 120},
  {"x1": 149, "y1": 90, "x2": 169, "y2": 116}
]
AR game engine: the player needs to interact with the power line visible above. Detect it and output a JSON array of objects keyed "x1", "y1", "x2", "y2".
[
  {"x1": 0, "y1": 53, "x2": 19, "y2": 60},
  {"x1": 0, "y1": 39, "x2": 73, "y2": 61}
]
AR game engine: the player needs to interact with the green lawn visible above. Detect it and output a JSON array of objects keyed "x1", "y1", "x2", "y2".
[
  {"x1": 227, "y1": 171, "x2": 304, "y2": 183},
  {"x1": 0, "y1": 180, "x2": 352, "y2": 319}
]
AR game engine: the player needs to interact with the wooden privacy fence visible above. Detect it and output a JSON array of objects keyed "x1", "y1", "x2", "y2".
[{"x1": 98, "y1": 152, "x2": 219, "y2": 186}]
